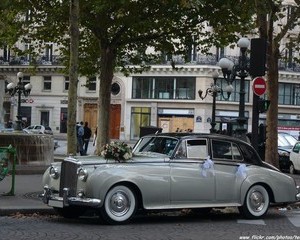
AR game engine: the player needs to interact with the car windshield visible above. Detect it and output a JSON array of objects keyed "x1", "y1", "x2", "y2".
[
  {"x1": 278, "y1": 133, "x2": 297, "y2": 147},
  {"x1": 133, "y1": 136, "x2": 178, "y2": 156}
]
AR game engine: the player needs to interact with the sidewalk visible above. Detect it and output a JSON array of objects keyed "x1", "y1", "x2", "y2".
[{"x1": 0, "y1": 174, "x2": 54, "y2": 215}]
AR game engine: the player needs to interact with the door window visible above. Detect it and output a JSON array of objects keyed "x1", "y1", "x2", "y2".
[{"x1": 211, "y1": 140, "x2": 243, "y2": 161}]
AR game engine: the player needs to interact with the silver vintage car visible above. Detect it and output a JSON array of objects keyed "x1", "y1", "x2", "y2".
[{"x1": 41, "y1": 133, "x2": 300, "y2": 224}]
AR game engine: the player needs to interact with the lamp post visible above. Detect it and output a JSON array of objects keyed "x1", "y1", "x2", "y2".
[
  {"x1": 218, "y1": 37, "x2": 250, "y2": 139},
  {"x1": 198, "y1": 71, "x2": 234, "y2": 133},
  {"x1": 6, "y1": 72, "x2": 32, "y2": 130}
]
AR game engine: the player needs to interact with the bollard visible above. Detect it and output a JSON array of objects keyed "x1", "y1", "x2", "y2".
[{"x1": 0, "y1": 145, "x2": 16, "y2": 196}]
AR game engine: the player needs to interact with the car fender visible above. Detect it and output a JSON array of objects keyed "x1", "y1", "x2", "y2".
[
  {"x1": 85, "y1": 163, "x2": 171, "y2": 208},
  {"x1": 240, "y1": 170, "x2": 297, "y2": 204}
]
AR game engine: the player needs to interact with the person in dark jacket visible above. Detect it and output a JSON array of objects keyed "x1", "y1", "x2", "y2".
[{"x1": 83, "y1": 121, "x2": 92, "y2": 155}]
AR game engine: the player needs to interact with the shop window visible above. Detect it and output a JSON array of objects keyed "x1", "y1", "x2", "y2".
[{"x1": 130, "y1": 107, "x2": 151, "y2": 140}]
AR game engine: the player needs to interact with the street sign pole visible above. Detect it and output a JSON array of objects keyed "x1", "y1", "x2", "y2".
[{"x1": 251, "y1": 77, "x2": 266, "y2": 153}]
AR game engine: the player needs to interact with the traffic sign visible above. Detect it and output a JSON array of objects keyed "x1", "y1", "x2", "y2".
[{"x1": 252, "y1": 77, "x2": 266, "y2": 96}]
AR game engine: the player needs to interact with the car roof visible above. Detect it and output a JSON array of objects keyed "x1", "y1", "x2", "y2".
[{"x1": 142, "y1": 132, "x2": 244, "y2": 142}]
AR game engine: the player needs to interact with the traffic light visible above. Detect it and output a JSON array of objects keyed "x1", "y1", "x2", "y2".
[
  {"x1": 250, "y1": 38, "x2": 267, "y2": 78},
  {"x1": 258, "y1": 98, "x2": 270, "y2": 113}
]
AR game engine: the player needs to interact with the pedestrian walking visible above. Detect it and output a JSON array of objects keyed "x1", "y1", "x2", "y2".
[
  {"x1": 83, "y1": 121, "x2": 92, "y2": 155},
  {"x1": 77, "y1": 121, "x2": 84, "y2": 155}
]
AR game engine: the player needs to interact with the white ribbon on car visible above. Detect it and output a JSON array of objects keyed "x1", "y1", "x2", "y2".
[
  {"x1": 201, "y1": 156, "x2": 215, "y2": 177},
  {"x1": 236, "y1": 164, "x2": 247, "y2": 179}
]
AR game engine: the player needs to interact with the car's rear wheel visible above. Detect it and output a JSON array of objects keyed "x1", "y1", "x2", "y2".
[
  {"x1": 100, "y1": 185, "x2": 137, "y2": 225},
  {"x1": 289, "y1": 162, "x2": 296, "y2": 174},
  {"x1": 239, "y1": 185, "x2": 269, "y2": 219}
]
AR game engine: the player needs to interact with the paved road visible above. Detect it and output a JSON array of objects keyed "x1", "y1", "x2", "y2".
[{"x1": 0, "y1": 208, "x2": 299, "y2": 240}]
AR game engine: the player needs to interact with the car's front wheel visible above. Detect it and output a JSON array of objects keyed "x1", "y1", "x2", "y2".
[
  {"x1": 239, "y1": 185, "x2": 269, "y2": 219},
  {"x1": 100, "y1": 185, "x2": 137, "y2": 224}
]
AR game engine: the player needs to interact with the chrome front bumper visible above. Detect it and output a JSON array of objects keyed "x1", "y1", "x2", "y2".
[{"x1": 41, "y1": 186, "x2": 101, "y2": 208}]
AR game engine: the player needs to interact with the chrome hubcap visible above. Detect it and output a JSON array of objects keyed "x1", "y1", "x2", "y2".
[
  {"x1": 249, "y1": 191, "x2": 265, "y2": 212},
  {"x1": 109, "y1": 191, "x2": 130, "y2": 217}
]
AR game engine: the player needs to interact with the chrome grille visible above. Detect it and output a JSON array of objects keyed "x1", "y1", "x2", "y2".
[{"x1": 59, "y1": 160, "x2": 78, "y2": 197}]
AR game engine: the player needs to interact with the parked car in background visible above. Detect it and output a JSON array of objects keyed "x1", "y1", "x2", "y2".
[
  {"x1": 41, "y1": 133, "x2": 300, "y2": 224},
  {"x1": 278, "y1": 132, "x2": 297, "y2": 172},
  {"x1": 24, "y1": 125, "x2": 53, "y2": 135},
  {"x1": 289, "y1": 141, "x2": 300, "y2": 174},
  {"x1": 0, "y1": 123, "x2": 14, "y2": 133},
  {"x1": 257, "y1": 132, "x2": 297, "y2": 172}
]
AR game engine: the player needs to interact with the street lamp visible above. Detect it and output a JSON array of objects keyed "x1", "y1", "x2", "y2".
[
  {"x1": 6, "y1": 72, "x2": 32, "y2": 130},
  {"x1": 218, "y1": 37, "x2": 250, "y2": 139},
  {"x1": 198, "y1": 70, "x2": 234, "y2": 133}
]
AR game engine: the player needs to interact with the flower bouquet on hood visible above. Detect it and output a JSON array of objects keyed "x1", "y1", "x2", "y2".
[{"x1": 101, "y1": 141, "x2": 133, "y2": 161}]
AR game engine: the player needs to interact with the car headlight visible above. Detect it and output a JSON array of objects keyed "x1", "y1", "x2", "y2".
[
  {"x1": 49, "y1": 166, "x2": 59, "y2": 179},
  {"x1": 78, "y1": 168, "x2": 88, "y2": 182}
]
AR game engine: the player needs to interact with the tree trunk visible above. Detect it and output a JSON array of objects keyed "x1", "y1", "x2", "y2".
[
  {"x1": 265, "y1": 42, "x2": 280, "y2": 168},
  {"x1": 0, "y1": 78, "x2": 4, "y2": 126},
  {"x1": 94, "y1": 46, "x2": 116, "y2": 154},
  {"x1": 67, "y1": 0, "x2": 79, "y2": 155}
]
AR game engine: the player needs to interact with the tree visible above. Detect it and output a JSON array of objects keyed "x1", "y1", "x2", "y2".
[
  {"x1": 254, "y1": 0, "x2": 300, "y2": 168},
  {"x1": 1, "y1": 0, "x2": 253, "y2": 153},
  {"x1": 67, "y1": 0, "x2": 80, "y2": 155}
]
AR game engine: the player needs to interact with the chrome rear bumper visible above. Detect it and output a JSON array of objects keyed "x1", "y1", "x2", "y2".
[{"x1": 41, "y1": 185, "x2": 101, "y2": 208}]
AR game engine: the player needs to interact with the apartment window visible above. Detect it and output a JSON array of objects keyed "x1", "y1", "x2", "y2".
[
  {"x1": 45, "y1": 44, "x2": 53, "y2": 62},
  {"x1": 278, "y1": 82, "x2": 300, "y2": 106},
  {"x1": 216, "y1": 47, "x2": 225, "y2": 61},
  {"x1": 64, "y1": 76, "x2": 69, "y2": 91},
  {"x1": 25, "y1": 10, "x2": 31, "y2": 21},
  {"x1": 279, "y1": 83, "x2": 292, "y2": 105},
  {"x1": 3, "y1": 45, "x2": 10, "y2": 62},
  {"x1": 43, "y1": 76, "x2": 52, "y2": 91},
  {"x1": 132, "y1": 77, "x2": 195, "y2": 100},
  {"x1": 216, "y1": 78, "x2": 250, "y2": 103},
  {"x1": 23, "y1": 76, "x2": 30, "y2": 85},
  {"x1": 186, "y1": 36, "x2": 197, "y2": 62},
  {"x1": 24, "y1": 43, "x2": 32, "y2": 62},
  {"x1": 87, "y1": 77, "x2": 96, "y2": 91}
]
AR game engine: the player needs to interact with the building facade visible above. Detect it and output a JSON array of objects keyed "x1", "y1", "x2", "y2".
[{"x1": 1, "y1": 54, "x2": 300, "y2": 141}]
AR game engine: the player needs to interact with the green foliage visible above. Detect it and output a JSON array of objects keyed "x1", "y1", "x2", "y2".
[{"x1": 1, "y1": 0, "x2": 254, "y2": 76}]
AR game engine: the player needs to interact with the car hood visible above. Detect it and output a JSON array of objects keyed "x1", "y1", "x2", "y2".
[
  {"x1": 278, "y1": 146, "x2": 293, "y2": 153},
  {"x1": 62, "y1": 153, "x2": 169, "y2": 165}
]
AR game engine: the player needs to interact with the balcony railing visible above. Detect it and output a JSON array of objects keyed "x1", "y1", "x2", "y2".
[
  {"x1": 0, "y1": 53, "x2": 299, "y2": 73},
  {"x1": 0, "y1": 55, "x2": 62, "y2": 66}
]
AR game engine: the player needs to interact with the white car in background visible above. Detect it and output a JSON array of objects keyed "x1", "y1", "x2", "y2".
[
  {"x1": 24, "y1": 125, "x2": 53, "y2": 135},
  {"x1": 289, "y1": 141, "x2": 300, "y2": 174}
]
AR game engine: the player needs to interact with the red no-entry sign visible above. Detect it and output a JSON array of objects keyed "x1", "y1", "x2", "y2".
[{"x1": 252, "y1": 77, "x2": 266, "y2": 96}]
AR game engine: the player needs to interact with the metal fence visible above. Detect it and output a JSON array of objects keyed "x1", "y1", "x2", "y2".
[{"x1": 0, "y1": 145, "x2": 16, "y2": 196}]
